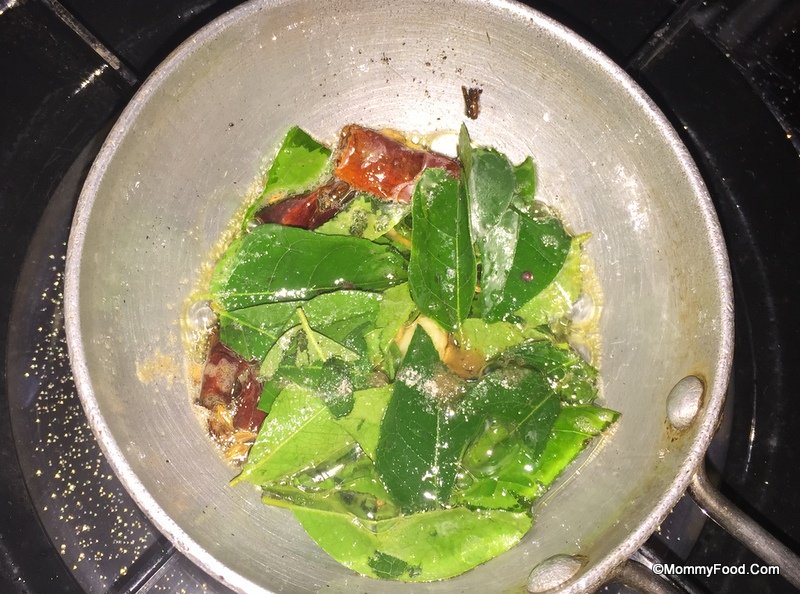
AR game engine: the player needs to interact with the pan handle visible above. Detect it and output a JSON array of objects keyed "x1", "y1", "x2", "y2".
[
  {"x1": 613, "y1": 559, "x2": 684, "y2": 594},
  {"x1": 688, "y1": 463, "x2": 800, "y2": 589}
]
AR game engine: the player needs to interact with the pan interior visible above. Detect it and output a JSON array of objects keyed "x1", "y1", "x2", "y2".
[{"x1": 65, "y1": 0, "x2": 732, "y2": 592}]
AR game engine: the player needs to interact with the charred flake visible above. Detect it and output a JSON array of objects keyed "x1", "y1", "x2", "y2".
[{"x1": 461, "y1": 86, "x2": 483, "y2": 120}]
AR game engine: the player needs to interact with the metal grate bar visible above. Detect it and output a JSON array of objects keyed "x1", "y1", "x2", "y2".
[{"x1": 39, "y1": 0, "x2": 139, "y2": 86}]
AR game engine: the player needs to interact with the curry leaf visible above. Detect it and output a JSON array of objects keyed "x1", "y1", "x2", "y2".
[
  {"x1": 529, "y1": 405, "x2": 619, "y2": 486},
  {"x1": 458, "y1": 125, "x2": 522, "y2": 318},
  {"x1": 300, "y1": 291, "x2": 383, "y2": 343},
  {"x1": 452, "y1": 341, "x2": 596, "y2": 509},
  {"x1": 407, "y1": 168, "x2": 475, "y2": 332},
  {"x1": 296, "y1": 306, "x2": 359, "y2": 364},
  {"x1": 335, "y1": 385, "x2": 392, "y2": 460},
  {"x1": 512, "y1": 156, "x2": 537, "y2": 209},
  {"x1": 242, "y1": 127, "x2": 332, "y2": 227},
  {"x1": 497, "y1": 340, "x2": 598, "y2": 405},
  {"x1": 292, "y1": 506, "x2": 531, "y2": 582},
  {"x1": 260, "y1": 451, "x2": 399, "y2": 521},
  {"x1": 259, "y1": 126, "x2": 332, "y2": 202},
  {"x1": 256, "y1": 381, "x2": 282, "y2": 414},
  {"x1": 259, "y1": 325, "x2": 301, "y2": 378},
  {"x1": 218, "y1": 302, "x2": 297, "y2": 361},
  {"x1": 364, "y1": 282, "x2": 417, "y2": 374},
  {"x1": 456, "y1": 426, "x2": 543, "y2": 510},
  {"x1": 316, "y1": 194, "x2": 410, "y2": 240},
  {"x1": 482, "y1": 209, "x2": 571, "y2": 321},
  {"x1": 478, "y1": 208, "x2": 520, "y2": 315},
  {"x1": 221, "y1": 291, "x2": 382, "y2": 364},
  {"x1": 311, "y1": 360, "x2": 356, "y2": 417},
  {"x1": 233, "y1": 386, "x2": 354, "y2": 486},
  {"x1": 368, "y1": 552, "x2": 418, "y2": 580},
  {"x1": 454, "y1": 404, "x2": 614, "y2": 511},
  {"x1": 458, "y1": 124, "x2": 517, "y2": 237},
  {"x1": 459, "y1": 317, "x2": 546, "y2": 362},
  {"x1": 376, "y1": 326, "x2": 480, "y2": 512},
  {"x1": 515, "y1": 235, "x2": 585, "y2": 328},
  {"x1": 461, "y1": 361, "x2": 561, "y2": 461},
  {"x1": 211, "y1": 224, "x2": 407, "y2": 310},
  {"x1": 457, "y1": 126, "x2": 571, "y2": 322},
  {"x1": 257, "y1": 325, "x2": 358, "y2": 417}
]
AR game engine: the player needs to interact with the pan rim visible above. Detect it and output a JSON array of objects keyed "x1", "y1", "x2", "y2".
[{"x1": 63, "y1": 0, "x2": 735, "y2": 592}]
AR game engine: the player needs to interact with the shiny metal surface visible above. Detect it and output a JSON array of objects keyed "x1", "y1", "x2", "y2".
[
  {"x1": 527, "y1": 555, "x2": 584, "y2": 592},
  {"x1": 64, "y1": 0, "x2": 734, "y2": 592},
  {"x1": 666, "y1": 376, "x2": 704, "y2": 431}
]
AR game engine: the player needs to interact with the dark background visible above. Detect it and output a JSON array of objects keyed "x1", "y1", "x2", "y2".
[{"x1": 1, "y1": 0, "x2": 799, "y2": 592}]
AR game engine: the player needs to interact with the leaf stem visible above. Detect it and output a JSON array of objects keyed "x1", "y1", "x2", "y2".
[
  {"x1": 386, "y1": 229, "x2": 412, "y2": 249},
  {"x1": 296, "y1": 307, "x2": 327, "y2": 361}
]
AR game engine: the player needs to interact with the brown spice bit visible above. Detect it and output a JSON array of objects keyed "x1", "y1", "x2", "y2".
[
  {"x1": 232, "y1": 375, "x2": 266, "y2": 433},
  {"x1": 255, "y1": 180, "x2": 353, "y2": 229},
  {"x1": 396, "y1": 316, "x2": 485, "y2": 380},
  {"x1": 199, "y1": 341, "x2": 265, "y2": 445},
  {"x1": 198, "y1": 342, "x2": 245, "y2": 409},
  {"x1": 135, "y1": 352, "x2": 180, "y2": 385},
  {"x1": 443, "y1": 337, "x2": 485, "y2": 380},
  {"x1": 224, "y1": 430, "x2": 258, "y2": 464},
  {"x1": 208, "y1": 403, "x2": 235, "y2": 440},
  {"x1": 462, "y1": 86, "x2": 483, "y2": 120}
]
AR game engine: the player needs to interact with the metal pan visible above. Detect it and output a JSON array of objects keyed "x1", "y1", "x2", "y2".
[{"x1": 63, "y1": 0, "x2": 797, "y2": 591}]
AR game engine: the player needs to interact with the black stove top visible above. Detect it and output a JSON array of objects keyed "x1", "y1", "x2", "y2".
[{"x1": 2, "y1": 1, "x2": 799, "y2": 593}]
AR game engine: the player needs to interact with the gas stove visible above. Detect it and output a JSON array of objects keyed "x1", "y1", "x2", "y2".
[{"x1": 2, "y1": 1, "x2": 799, "y2": 592}]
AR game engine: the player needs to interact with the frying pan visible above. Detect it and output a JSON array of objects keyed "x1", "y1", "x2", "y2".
[{"x1": 62, "y1": 0, "x2": 799, "y2": 591}]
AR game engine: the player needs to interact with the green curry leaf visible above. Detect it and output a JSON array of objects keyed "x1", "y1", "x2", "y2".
[
  {"x1": 458, "y1": 124, "x2": 517, "y2": 237},
  {"x1": 260, "y1": 451, "x2": 399, "y2": 521},
  {"x1": 211, "y1": 224, "x2": 407, "y2": 310},
  {"x1": 459, "y1": 317, "x2": 546, "y2": 362},
  {"x1": 376, "y1": 326, "x2": 480, "y2": 512},
  {"x1": 218, "y1": 291, "x2": 382, "y2": 362},
  {"x1": 515, "y1": 235, "x2": 585, "y2": 328},
  {"x1": 241, "y1": 127, "x2": 332, "y2": 227},
  {"x1": 478, "y1": 208, "x2": 520, "y2": 316},
  {"x1": 234, "y1": 386, "x2": 354, "y2": 486},
  {"x1": 482, "y1": 209, "x2": 571, "y2": 321},
  {"x1": 407, "y1": 168, "x2": 476, "y2": 332},
  {"x1": 335, "y1": 385, "x2": 392, "y2": 460},
  {"x1": 456, "y1": 426, "x2": 544, "y2": 510},
  {"x1": 256, "y1": 327, "x2": 358, "y2": 418},
  {"x1": 259, "y1": 126, "x2": 331, "y2": 202},
  {"x1": 497, "y1": 340, "x2": 598, "y2": 405},
  {"x1": 368, "y1": 552, "x2": 419, "y2": 580},
  {"x1": 455, "y1": 404, "x2": 616, "y2": 511},
  {"x1": 530, "y1": 404, "x2": 619, "y2": 486},
  {"x1": 316, "y1": 194, "x2": 410, "y2": 240},
  {"x1": 218, "y1": 303, "x2": 297, "y2": 361},
  {"x1": 293, "y1": 506, "x2": 531, "y2": 582},
  {"x1": 461, "y1": 365, "x2": 561, "y2": 461},
  {"x1": 364, "y1": 282, "x2": 417, "y2": 375},
  {"x1": 512, "y1": 156, "x2": 537, "y2": 209}
]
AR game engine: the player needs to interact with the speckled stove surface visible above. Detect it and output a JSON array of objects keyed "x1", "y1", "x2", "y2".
[{"x1": 5, "y1": 139, "x2": 233, "y2": 594}]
